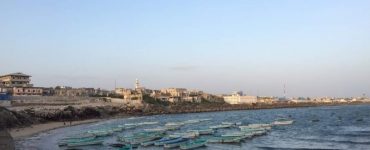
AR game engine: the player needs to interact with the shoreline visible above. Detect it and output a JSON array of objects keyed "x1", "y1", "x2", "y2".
[{"x1": 10, "y1": 119, "x2": 101, "y2": 140}]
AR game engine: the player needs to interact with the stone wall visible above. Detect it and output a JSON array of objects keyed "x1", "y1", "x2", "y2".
[
  {"x1": 108, "y1": 98, "x2": 143, "y2": 108},
  {"x1": 10, "y1": 96, "x2": 102, "y2": 106}
]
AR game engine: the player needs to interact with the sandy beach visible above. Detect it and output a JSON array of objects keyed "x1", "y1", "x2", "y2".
[{"x1": 10, "y1": 119, "x2": 101, "y2": 140}]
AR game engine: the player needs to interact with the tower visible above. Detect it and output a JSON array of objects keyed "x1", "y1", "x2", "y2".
[{"x1": 135, "y1": 79, "x2": 140, "y2": 89}]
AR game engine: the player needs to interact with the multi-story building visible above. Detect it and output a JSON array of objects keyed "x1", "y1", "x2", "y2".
[
  {"x1": 115, "y1": 88, "x2": 126, "y2": 95},
  {"x1": 223, "y1": 91, "x2": 257, "y2": 104},
  {"x1": 12, "y1": 87, "x2": 43, "y2": 96},
  {"x1": 0, "y1": 72, "x2": 44, "y2": 96},
  {"x1": 0, "y1": 72, "x2": 33, "y2": 87},
  {"x1": 160, "y1": 88, "x2": 187, "y2": 97}
]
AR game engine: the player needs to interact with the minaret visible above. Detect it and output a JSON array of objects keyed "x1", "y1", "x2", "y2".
[{"x1": 135, "y1": 79, "x2": 140, "y2": 89}]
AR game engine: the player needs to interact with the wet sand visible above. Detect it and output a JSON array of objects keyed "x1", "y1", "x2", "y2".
[{"x1": 10, "y1": 119, "x2": 101, "y2": 140}]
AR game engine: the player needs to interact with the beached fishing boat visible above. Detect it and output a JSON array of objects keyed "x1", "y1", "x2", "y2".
[
  {"x1": 272, "y1": 118, "x2": 294, "y2": 125},
  {"x1": 109, "y1": 143, "x2": 126, "y2": 148},
  {"x1": 251, "y1": 130, "x2": 267, "y2": 136},
  {"x1": 164, "y1": 139, "x2": 189, "y2": 148},
  {"x1": 221, "y1": 132, "x2": 246, "y2": 137},
  {"x1": 165, "y1": 122, "x2": 185, "y2": 127},
  {"x1": 88, "y1": 130, "x2": 113, "y2": 137},
  {"x1": 58, "y1": 137, "x2": 96, "y2": 146},
  {"x1": 141, "y1": 140, "x2": 156, "y2": 146},
  {"x1": 241, "y1": 123, "x2": 271, "y2": 128},
  {"x1": 207, "y1": 136, "x2": 243, "y2": 143},
  {"x1": 221, "y1": 131, "x2": 254, "y2": 139},
  {"x1": 61, "y1": 133, "x2": 96, "y2": 141},
  {"x1": 198, "y1": 118, "x2": 212, "y2": 122},
  {"x1": 166, "y1": 124, "x2": 182, "y2": 131},
  {"x1": 239, "y1": 126, "x2": 271, "y2": 132},
  {"x1": 119, "y1": 144, "x2": 132, "y2": 150},
  {"x1": 129, "y1": 133, "x2": 164, "y2": 144},
  {"x1": 123, "y1": 123, "x2": 138, "y2": 129},
  {"x1": 183, "y1": 119, "x2": 200, "y2": 124},
  {"x1": 119, "y1": 131, "x2": 164, "y2": 143},
  {"x1": 111, "y1": 127, "x2": 124, "y2": 132},
  {"x1": 67, "y1": 139, "x2": 104, "y2": 147},
  {"x1": 169, "y1": 131, "x2": 199, "y2": 139},
  {"x1": 209, "y1": 124, "x2": 232, "y2": 129},
  {"x1": 179, "y1": 139, "x2": 207, "y2": 150},
  {"x1": 144, "y1": 127, "x2": 167, "y2": 133},
  {"x1": 154, "y1": 137, "x2": 185, "y2": 146},
  {"x1": 188, "y1": 129, "x2": 214, "y2": 135}
]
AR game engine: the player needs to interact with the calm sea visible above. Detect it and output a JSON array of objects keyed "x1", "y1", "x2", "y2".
[{"x1": 16, "y1": 104, "x2": 370, "y2": 150}]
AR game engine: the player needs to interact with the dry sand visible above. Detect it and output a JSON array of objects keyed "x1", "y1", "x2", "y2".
[{"x1": 10, "y1": 119, "x2": 101, "y2": 140}]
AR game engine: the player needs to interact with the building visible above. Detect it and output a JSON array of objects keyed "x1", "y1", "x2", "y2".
[
  {"x1": 257, "y1": 96, "x2": 275, "y2": 104},
  {"x1": 115, "y1": 88, "x2": 126, "y2": 95},
  {"x1": 124, "y1": 92, "x2": 143, "y2": 101},
  {"x1": 42, "y1": 87, "x2": 54, "y2": 96},
  {"x1": 160, "y1": 88, "x2": 187, "y2": 97},
  {"x1": 0, "y1": 87, "x2": 10, "y2": 100},
  {"x1": 0, "y1": 72, "x2": 44, "y2": 96},
  {"x1": 223, "y1": 91, "x2": 257, "y2": 104},
  {"x1": 54, "y1": 86, "x2": 96, "y2": 97},
  {"x1": 0, "y1": 72, "x2": 33, "y2": 87},
  {"x1": 12, "y1": 87, "x2": 43, "y2": 96}
]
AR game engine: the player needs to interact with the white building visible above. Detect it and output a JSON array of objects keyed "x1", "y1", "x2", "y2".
[{"x1": 223, "y1": 92, "x2": 257, "y2": 104}]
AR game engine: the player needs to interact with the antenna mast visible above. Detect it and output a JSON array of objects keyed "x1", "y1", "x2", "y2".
[{"x1": 284, "y1": 83, "x2": 286, "y2": 98}]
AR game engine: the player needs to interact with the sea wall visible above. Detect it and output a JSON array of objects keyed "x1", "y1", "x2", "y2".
[{"x1": 10, "y1": 96, "x2": 102, "y2": 106}]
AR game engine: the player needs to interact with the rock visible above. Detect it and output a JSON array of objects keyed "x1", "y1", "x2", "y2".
[
  {"x1": 0, "y1": 129, "x2": 15, "y2": 150},
  {"x1": 0, "y1": 107, "x2": 33, "y2": 128}
]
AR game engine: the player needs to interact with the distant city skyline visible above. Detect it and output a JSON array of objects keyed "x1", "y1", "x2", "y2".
[{"x1": 1, "y1": 1, "x2": 369, "y2": 97}]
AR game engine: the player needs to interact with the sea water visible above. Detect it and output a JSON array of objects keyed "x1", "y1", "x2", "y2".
[{"x1": 16, "y1": 104, "x2": 370, "y2": 150}]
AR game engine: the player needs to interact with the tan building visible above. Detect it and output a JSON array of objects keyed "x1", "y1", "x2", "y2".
[
  {"x1": 0, "y1": 72, "x2": 33, "y2": 87},
  {"x1": 54, "y1": 87, "x2": 96, "y2": 97},
  {"x1": 0, "y1": 72, "x2": 44, "y2": 96},
  {"x1": 12, "y1": 87, "x2": 43, "y2": 96},
  {"x1": 223, "y1": 92, "x2": 257, "y2": 104},
  {"x1": 160, "y1": 88, "x2": 187, "y2": 97},
  {"x1": 115, "y1": 88, "x2": 127, "y2": 95},
  {"x1": 257, "y1": 96, "x2": 275, "y2": 104}
]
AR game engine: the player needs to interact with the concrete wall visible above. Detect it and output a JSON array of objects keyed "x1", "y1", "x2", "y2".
[
  {"x1": 0, "y1": 101, "x2": 11, "y2": 107},
  {"x1": 10, "y1": 96, "x2": 102, "y2": 106},
  {"x1": 109, "y1": 98, "x2": 143, "y2": 107}
]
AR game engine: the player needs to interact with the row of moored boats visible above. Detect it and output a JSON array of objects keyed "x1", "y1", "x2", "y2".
[{"x1": 58, "y1": 118, "x2": 294, "y2": 149}]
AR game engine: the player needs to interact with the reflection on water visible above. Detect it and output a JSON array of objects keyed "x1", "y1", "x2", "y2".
[{"x1": 16, "y1": 104, "x2": 370, "y2": 150}]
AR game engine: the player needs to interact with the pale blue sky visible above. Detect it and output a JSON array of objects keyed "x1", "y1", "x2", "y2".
[{"x1": 1, "y1": 0, "x2": 369, "y2": 97}]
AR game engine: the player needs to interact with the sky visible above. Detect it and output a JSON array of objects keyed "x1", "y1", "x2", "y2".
[{"x1": 1, "y1": 0, "x2": 369, "y2": 97}]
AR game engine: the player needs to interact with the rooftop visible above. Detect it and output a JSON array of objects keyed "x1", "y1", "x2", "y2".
[{"x1": 0, "y1": 72, "x2": 31, "y2": 77}]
